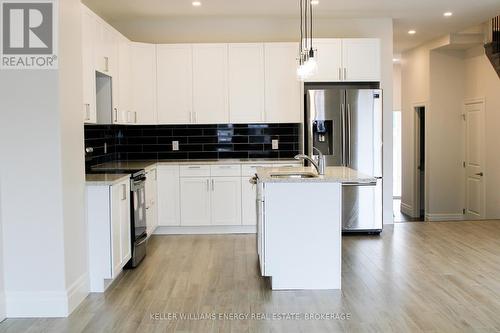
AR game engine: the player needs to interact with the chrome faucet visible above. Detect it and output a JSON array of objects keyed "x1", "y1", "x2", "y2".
[{"x1": 294, "y1": 147, "x2": 326, "y2": 175}]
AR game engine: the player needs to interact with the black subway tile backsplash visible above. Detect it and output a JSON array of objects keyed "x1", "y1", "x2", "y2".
[{"x1": 84, "y1": 123, "x2": 300, "y2": 166}]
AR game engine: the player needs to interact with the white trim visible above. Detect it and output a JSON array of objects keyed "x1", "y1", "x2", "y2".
[
  {"x1": 154, "y1": 225, "x2": 256, "y2": 235},
  {"x1": 5, "y1": 273, "x2": 89, "y2": 318},
  {"x1": 425, "y1": 213, "x2": 464, "y2": 222},
  {"x1": 5, "y1": 290, "x2": 69, "y2": 318},
  {"x1": 400, "y1": 202, "x2": 414, "y2": 217},
  {"x1": 0, "y1": 291, "x2": 5, "y2": 322},
  {"x1": 66, "y1": 273, "x2": 89, "y2": 315}
]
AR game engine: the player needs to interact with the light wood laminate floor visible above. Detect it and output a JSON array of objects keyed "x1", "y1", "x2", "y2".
[{"x1": 1, "y1": 221, "x2": 500, "y2": 332}]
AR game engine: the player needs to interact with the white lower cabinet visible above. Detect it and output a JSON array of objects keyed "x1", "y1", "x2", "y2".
[
  {"x1": 145, "y1": 167, "x2": 158, "y2": 236},
  {"x1": 180, "y1": 177, "x2": 211, "y2": 226},
  {"x1": 87, "y1": 178, "x2": 131, "y2": 292},
  {"x1": 211, "y1": 177, "x2": 242, "y2": 225}
]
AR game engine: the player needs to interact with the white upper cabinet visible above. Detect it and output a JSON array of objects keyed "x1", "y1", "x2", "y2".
[
  {"x1": 116, "y1": 37, "x2": 132, "y2": 124},
  {"x1": 156, "y1": 44, "x2": 193, "y2": 124},
  {"x1": 130, "y1": 42, "x2": 157, "y2": 124},
  {"x1": 94, "y1": 22, "x2": 117, "y2": 76},
  {"x1": 81, "y1": 6, "x2": 97, "y2": 123},
  {"x1": 228, "y1": 43, "x2": 265, "y2": 123},
  {"x1": 192, "y1": 44, "x2": 229, "y2": 124},
  {"x1": 305, "y1": 39, "x2": 342, "y2": 82},
  {"x1": 264, "y1": 43, "x2": 302, "y2": 124},
  {"x1": 342, "y1": 39, "x2": 380, "y2": 82}
]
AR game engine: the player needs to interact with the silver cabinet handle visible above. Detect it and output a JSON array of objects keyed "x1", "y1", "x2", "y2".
[
  {"x1": 114, "y1": 108, "x2": 118, "y2": 122},
  {"x1": 206, "y1": 179, "x2": 210, "y2": 191},
  {"x1": 211, "y1": 179, "x2": 215, "y2": 191},
  {"x1": 121, "y1": 184, "x2": 127, "y2": 200},
  {"x1": 475, "y1": 172, "x2": 484, "y2": 177},
  {"x1": 104, "y1": 56, "x2": 109, "y2": 72},
  {"x1": 188, "y1": 166, "x2": 201, "y2": 169},
  {"x1": 344, "y1": 68, "x2": 347, "y2": 80},
  {"x1": 84, "y1": 104, "x2": 90, "y2": 121},
  {"x1": 339, "y1": 67, "x2": 342, "y2": 80},
  {"x1": 347, "y1": 104, "x2": 352, "y2": 166},
  {"x1": 127, "y1": 111, "x2": 131, "y2": 123},
  {"x1": 341, "y1": 104, "x2": 346, "y2": 166},
  {"x1": 193, "y1": 112, "x2": 197, "y2": 123},
  {"x1": 134, "y1": 111, "x2": 138, "y2": 123}
]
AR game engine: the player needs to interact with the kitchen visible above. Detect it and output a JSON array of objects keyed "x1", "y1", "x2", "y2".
[{"x1": 3, "y1": 0, "x2": 499, "y2": 331}]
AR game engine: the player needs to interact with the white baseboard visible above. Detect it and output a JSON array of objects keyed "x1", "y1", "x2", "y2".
[
  {"x1": 154, "y1": 225, "x2": 257, "y2": 235},
  {"x1": 5, "y1": 273, "x2": 89, "y2": 318},
  {"x1": 425, "y1": 213, "x2": 464, "y2": 222},
  {"x1": 400, "y1": 202, "x2": 414, "y2": 217},
  {"x1": 66, "y1": 273, "x2": 89, "y2": 315},
  {"x1": 0, "y1": 291, "x2": 5, "y2": 322}
]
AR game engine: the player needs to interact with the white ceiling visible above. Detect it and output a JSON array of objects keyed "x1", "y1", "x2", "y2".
[{"x1": 83, "y1": 0, "x2": 500, "y2": 53}]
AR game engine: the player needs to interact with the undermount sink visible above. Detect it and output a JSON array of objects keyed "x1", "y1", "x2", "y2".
[{"x1": 270, "y1": 172, "x2": 318, "y2": 179}]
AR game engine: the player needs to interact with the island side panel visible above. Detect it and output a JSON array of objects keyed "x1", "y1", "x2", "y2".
[{"x1": 264, "y1": 182, "x2": 342, "y2": 290}]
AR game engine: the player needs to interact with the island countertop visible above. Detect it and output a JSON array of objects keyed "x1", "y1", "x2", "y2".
[{"x1": 256, "y1": 166, "x2": 376, "y2": 184}]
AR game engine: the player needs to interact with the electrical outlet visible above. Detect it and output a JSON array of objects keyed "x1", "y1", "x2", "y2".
[
  {"x1": 172, "y1": 141, "x2": 179, "y2": 151},
  {"x1": 272, "y1": 139, "x2": 279, "y2": 150}
]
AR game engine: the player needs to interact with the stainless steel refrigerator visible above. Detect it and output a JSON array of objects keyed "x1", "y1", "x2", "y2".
[{"x1": 304, "y1": 86, "x2": 383, "y2": 233}]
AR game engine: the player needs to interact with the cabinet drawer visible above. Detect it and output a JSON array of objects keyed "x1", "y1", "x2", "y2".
[
  {"x1": 211, "y1": 164, "x2": 241, "y2": 177},
  {"x1": 180, "y1": 165, "x2": 210, "y2": 177},
  {"x1": 241, "y1": 164, "x2": 273, "y2": 177}
]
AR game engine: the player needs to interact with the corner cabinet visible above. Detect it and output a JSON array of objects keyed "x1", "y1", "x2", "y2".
[
  {"x1": 264, "y1": 43, "x2": 302, "y2": 123},
  {"x1": 87, "y1": 178, "x2": 131, "y2": 292}
]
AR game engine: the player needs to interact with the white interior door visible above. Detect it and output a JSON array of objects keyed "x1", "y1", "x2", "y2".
[{"x1": 464, "y1": 101, "x2": 486, "y2": 220}]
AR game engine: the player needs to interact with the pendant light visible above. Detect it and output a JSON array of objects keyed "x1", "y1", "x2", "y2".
[{"x1": 297, "y1": 0, "x2": 318, "y2": 80}]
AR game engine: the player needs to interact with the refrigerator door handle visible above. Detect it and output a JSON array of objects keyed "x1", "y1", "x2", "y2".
[
  {"x1": 341, "y1": 104, "x2": 347, "y2": 166},
  {"x1": 347, "y1": 103, "x2": 352, "y2": 166}
]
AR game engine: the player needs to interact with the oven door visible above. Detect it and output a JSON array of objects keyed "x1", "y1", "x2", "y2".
[{"x1": 132, "y1": 177, "x2": 147, "y2": 239}]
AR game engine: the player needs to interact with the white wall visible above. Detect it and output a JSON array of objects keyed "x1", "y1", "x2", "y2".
[
  {"x1": 110, "y1": 16, "x2": 395, "y2": 225},
  {"x1": 401, "y1": 37, "x2": 466, "y2": 219},
  {"x1": 464, "y1": 46, "x2": 500, "y2": 219},
  {"x1": 393, "y1": 63, "x2": 402, "y2": 111},
  {"x1": 402, "y1": 29, "x2": 500, "y2": 220},
  {"x1": 0, "y1": 0, "x2": 87, "y2": 317}
]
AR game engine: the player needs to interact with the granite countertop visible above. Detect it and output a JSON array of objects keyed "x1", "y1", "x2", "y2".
[
  {"x1": 85, "y1": 173, "x2": 131, "y2": 186},
  {"x1": 256, "y1": 166, "x2": 377, "y2": 184},
  {"x1": 90, "y1": 158, "x2": 300, "y2": 171}
]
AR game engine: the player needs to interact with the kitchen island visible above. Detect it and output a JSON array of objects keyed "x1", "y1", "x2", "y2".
[{"x1": 256, "y1": 166, "x2": 376, "y2": 290}]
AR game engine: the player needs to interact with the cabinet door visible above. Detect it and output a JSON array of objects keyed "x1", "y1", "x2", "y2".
[
  {"x1": 264, "y1": 43, "x2": 301, "y2": 123},
  {"x1": 228, "y1": 43, "x2": 265, "y2": 123},
  {"x1": 145, "y1": 168, "x2": 158, "y2": 235},
  {"x1": 116, "y1": 37, "x2": 131, "y2": 123},
  {"x1": 305, "y1": 39, "x2": 342, "y2": 82},
  {"x1": 192, "y1": 44, "x2": 229, "y2": 124},
  {"x1": 342, "y1": 39, "x2": 381, "y2": 82},
  {"x1": 180, "y1": 177, "x2": 211, "y2": 226},
  {"x1": 157, "y1": 45, "x2": 193, "y2": 124},
  {"x1": 81, "y1": 6, "x2": 96, "y2": 123},
  {"x1": 157, "y1": 166, "x2": 181, "y2": 226},
  {"x1": 111, "y1": 180, "x2": 131, "y2": 278},
  {"x1": 131, "y1": 43, "x2": 157, "y2": 124},
  {"x1": 211, "y1": 177, "x2": 242, "y2": 226},
  {"x1": 95, "y1": 22, "x2": 114, "y2": 75},
  {"x1": 241, "y1": 178, "x2": 257, "y2": 226}
]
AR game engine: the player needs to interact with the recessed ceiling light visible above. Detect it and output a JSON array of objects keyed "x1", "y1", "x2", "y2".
[
  {"x1": 393, "y1": 58, "x2": 400, "y2": 62},
  {"x1": 192, "y1": 1, "x2": 201, "y2": 7},
  {"x1": 443, "y1": 12, "x2": 453, "y2": 17},
  {"x1": 311, "y1": 0, "x2": 319, "y2": 5},
  {"x1": 408, "y1": 30, "x2": 416, "y2": 35}
]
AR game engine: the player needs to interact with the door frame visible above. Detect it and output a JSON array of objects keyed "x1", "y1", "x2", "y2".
[
  {"x1": 463, "y1": 98, "x2": 486, "y2": 220},
  {"x1": 412, "y1": 102, "x2": 429, "y2": 219}
]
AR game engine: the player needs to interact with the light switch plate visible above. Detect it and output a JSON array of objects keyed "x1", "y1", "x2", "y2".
[
  {"x1": 272, "y1": 139, "x2": 279, "y2": 150},
  {"x1": 172, "y1": 141, "x2": 179, "y2": 151}
]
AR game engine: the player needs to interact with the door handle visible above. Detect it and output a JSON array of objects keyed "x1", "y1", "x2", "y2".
[
  {"x1": 341, "y1": 104, "x2": 346, "y2": 166},
  {"x1": 347, "y1": 103, "x2": 352, "y2": 166},
  {"x1": 475, "y1": 172, "x2": 484, "y2": 177}
]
